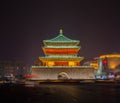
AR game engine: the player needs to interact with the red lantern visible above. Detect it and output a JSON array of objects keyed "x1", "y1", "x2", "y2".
[{"x1": 103, "y1": 58, "x2": 108, "y2": 66}]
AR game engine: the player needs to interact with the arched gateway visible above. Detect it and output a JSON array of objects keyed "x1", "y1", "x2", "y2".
[{"x1": 58, "y1": 72, "x2": 70, "y2": 79}]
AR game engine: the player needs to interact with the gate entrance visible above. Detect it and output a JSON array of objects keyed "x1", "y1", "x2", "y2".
[{"x1": 58, "y1": 72, "x2": 70, "y2": 79}]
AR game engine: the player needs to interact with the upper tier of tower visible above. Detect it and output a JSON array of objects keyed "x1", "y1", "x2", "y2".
[{"x1": 43, "y1": 29, "x2": 80, "y2": 46}]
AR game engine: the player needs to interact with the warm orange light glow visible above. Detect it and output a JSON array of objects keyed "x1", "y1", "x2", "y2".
[
  {"x1": 47, "y1": 62, "x2": 55, "y2": 66},
  {"x1": 44, "y1": 49, "x2": 79, "y2": 54},
  {"x1": 43, "y1": 60, "x2": 80, "y2": 66},
  {"x1": 100, "y1": 54, "x2": 120, "y2": 58},
  {"x1": 90, "y1": 63, "x2": 98, "y2": 69},
  {"x1": 110, "y1": 63, "x2": 116, "y2": 69},
  {"x1": 69, "y1": 61, "x2": 75, "y2": 66},
  {"x1": 55, "y1": 62, "x2": 68, "y2": 66}
]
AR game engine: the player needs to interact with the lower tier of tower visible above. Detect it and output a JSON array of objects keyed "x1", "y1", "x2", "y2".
[
  {"x1": 39, "y1": 56, "x2": 84, "y2": 66},
  {"x1": 30, "y1": 66, "x2": 95, "y2": 80},
  {"x1": 41, "y1": 61, "x2": 81, "y2": 66}
]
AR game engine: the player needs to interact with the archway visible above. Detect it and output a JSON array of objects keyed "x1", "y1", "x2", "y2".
[{"x1": 58, "y1": 72, "x2": 70, "y2": 79}]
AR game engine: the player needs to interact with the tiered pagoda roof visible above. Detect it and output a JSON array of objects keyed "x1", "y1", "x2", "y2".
[
  {"x1": 39, "y1": 29, "x2": 84, "y2": 66},
  {"x1": 43, "y1": 29, "x2": 80, "y2": 46},
  {"x1": 42, "y1": 29, "x2": 81, "y2": 56}
]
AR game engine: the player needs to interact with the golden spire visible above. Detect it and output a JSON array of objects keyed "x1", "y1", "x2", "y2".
[{"x1": 59, "y1": 29, "x2": 63, "y2": 35}]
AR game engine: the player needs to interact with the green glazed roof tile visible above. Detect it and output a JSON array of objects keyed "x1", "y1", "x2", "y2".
[
  {"x1": 44, "y1": 29, "x2": 79, "y2": 43},
  {"x1": 43, "y1": 46, "x2": 80, "y2": 48}
]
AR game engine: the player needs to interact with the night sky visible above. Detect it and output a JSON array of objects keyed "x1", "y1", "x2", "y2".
[{"x1": 0, "y1": 0, "x2": 120, "y2": 65}]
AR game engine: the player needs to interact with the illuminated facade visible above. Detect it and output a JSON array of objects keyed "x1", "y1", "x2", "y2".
[
  {"x1": 83, "y1": 60, "x2": 98, "y2": 70},
  {"x1": 31, "y1": 29, "x2": 94, "y2": 80},
  {"x1": 95, "y1": 53, "x2": 120, "y2": 79},
  {"x1": 99, "y1": 53, "x2": 120, "y2": 69},
  {"x1": 40, "y1": 29, "x2": 83, "y2": 67}
]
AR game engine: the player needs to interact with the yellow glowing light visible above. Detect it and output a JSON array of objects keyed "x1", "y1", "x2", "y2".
[
  {"x1": 59, "y1": 29, "x2": 63, "y2": 34},
  {"x1": 47, "y1": 62, "x2": 55, "y2": 66},
  {"x1": 100, "y1": 54, "x2": 120, "y2": 59},
  {"x1": 90, "y1": 63, "x2": 98, "y2": 69},
  {"x1": 69, "y1": 61, "x2": 75, "y2": 66},
  {"x1": 109, "y1": 64, "x2": 116, "y2": 69}
]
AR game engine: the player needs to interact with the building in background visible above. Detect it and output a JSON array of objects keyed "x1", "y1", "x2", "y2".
[
  {"x1": 31, "y1": 29, "x2": 94, "y2": 80},
  {"x1": 0, "y1": 61, "x2": 29, "y2": 79},
  {"x1": 83, "y1": 60, "x2": 98, "y2": 70},
  {"x1": 95, "y1": 53, "x2": 120, "y2": 79}
]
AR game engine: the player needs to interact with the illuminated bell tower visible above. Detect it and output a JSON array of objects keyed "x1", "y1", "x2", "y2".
[
  {"x1": 31, "y1": 29, "x2": 95, "y2": 80},
  {"x1": 39, "y1": 29, "x2": 84, "y2": 66}
]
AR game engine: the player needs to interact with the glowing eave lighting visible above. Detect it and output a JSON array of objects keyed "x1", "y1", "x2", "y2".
[{"x1": 100, "y1": 54, "x2": 120, "y2": 58}]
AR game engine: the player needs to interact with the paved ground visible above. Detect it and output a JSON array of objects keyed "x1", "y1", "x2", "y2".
[{"x1": 0, "y1": 83, "x2": 120, "y2": 103}]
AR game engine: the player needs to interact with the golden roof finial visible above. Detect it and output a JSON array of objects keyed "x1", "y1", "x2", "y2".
[{"x1": 59, "y1": 29, "x2": 63, "y2": 35}]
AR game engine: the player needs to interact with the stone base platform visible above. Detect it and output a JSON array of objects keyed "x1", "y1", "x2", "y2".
[{"x1": 31, "y1": 66, "x2": 95, "y2": 80}]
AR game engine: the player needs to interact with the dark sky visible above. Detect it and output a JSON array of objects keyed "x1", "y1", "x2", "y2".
[{"x1": 0, "y1": 0, "x2": 120, "y2": 65}]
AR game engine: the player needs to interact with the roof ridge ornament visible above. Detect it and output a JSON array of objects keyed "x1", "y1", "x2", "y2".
[{"x1": 59, "y1": 29, "x2": 63, "y2": 35}]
